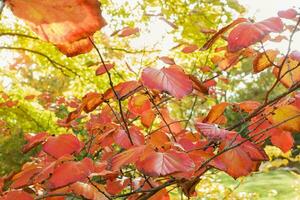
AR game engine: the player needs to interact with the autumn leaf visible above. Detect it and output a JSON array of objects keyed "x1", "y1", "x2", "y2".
[
  {"x1": 43, "y1": 134, "x2": 83, "y2": 159},
  {"x1": 268, "y1": 105, "x2": 300, "y2": 132},
  {"x1": 201, "y1": 18, "x2": 247, "y2": 51},
  {"x1": 203, "y1": 102, "x2": 229, "y2": 124},
  {"x1": 277, "y1": 8, "x2": 298, "y2": 19},
  {"x1": 70, "y1": 182, "x2": 108, "y2": 200},
  {"x1": 128, "y1": 94, "x2": 151, "y2": 115},
  {"x1": 1, "y1": 190, "x2": 33, "y2": 200},
  {"x1": 273, "y1": 58, "x2": 300, "y2": 88},
  {"x1": 22, "y1": 132, "x2": 49, "y2": 153},
  {"x1": 228, "y1": 17, "x2": 283, "y2": 52},
  {"x1": 181, "y1": 44, "x2": 198, "y2": 53},
  {"x1": 159, "y1": 56, "x2": 176, "y2": 65},
  {"x1": 195, "y1": 123, "x2": 230, "y2": 141},
  {"x1": 136, "y1": 149, "x2": 194, "y2": 176},
  {"x1": 141, "y1": 66, "x2": 193, "y2": 99},
  {"x1": 253, "y1": 50, "x2": 279, "y2": 73},
  {"x1": 118, "y1": 27, "x2": 140, "y2": 37},
  {"x1": 96, "y1": 63, "x2": 115, "y2": 76},
  {"x1": 218, "y1": 133, "x2": 267, "y2": 178},
  {"x1": 290, "y1": 50, "x2": 300, "y2": 62},
  {"x1": 47, "y1": 158, "x2": 94, "y2": 189},
  {"x1": 6, "y1": 0, "x2": 107, "y2": 56}
]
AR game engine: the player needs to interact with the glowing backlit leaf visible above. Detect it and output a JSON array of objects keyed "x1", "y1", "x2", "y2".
[
  {"x1": 6, "y1": 0, "x2": 106, "y2": 43},
  {"x1": 278, "y1": 8, "x2": 297, "y2": 19},
  {"x1": 273, "y1": 58, "x2": 300, "y2": 88},
  {"x1": 253, "y1": 50, "x2": 279, "y2": 73},
  {"x1": 268, "y1": 105, "x2": 300, "y2": 132},
  {"x1": 228, "y1": 17, "x2": 283, "y2": 52},
  {"x1": 141, "y1": 66, "x2": 193, "y2": 99},
  {"x1": 128, "y1": 95, "x2": 151, "y2": 115}
]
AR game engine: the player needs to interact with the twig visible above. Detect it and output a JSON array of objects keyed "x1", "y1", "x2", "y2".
[{"x1": 89, "y1": 37, "x2": 133, "y2": 145}]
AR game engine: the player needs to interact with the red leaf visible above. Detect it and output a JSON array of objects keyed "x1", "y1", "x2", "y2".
[
  {"x1": 105, "y1": 179, "x2": 129, "y2": 195},
  {"x1": 159, "y1": 56, "x2": 176, "y2": 65},
  {"x1": 195, "y1": 123, "x2": 230, "y2": 141},
  {"x1": 6, "y1": 0, "x2": 106, "y2": 43},
  {"x1": 181, "y1": 44, "x2": 198, "y2": 53},
  {"x1": 141, "y1": 66, "x2": 193, "y2": 99},
  {"x1": 103, "y1": 81, "x2": 141, "y2": 100},
  {"x1": 110, "y1": 145, "x2": 148, "y2": 171},
  {"x1": 47, "y1": 158, "x2": 94, "y2": 189},
  {"x1": 1, "y1": 190, "x2": 33, "y2": 200},
  {"x1": 228, "y1": 17, "x2": 283, "y2": 52},
  {"x1": 271, "y1": 130, "x2": 294, "y2": 152},
  {"x1": 96, "y1": 63, "x2": 115, "y2": 76},
  {"x1": 290, "y1": 50, "x2": 300, "y2": 62},
  {"x1": 278, "y1": 8, "x2": 298, "y2": 19},
  {"x1": 128, "y1": 95, "x2": 151, "y2": 115},
  {"x1": 118, "y1": 27, "x2": 139, "y2": 37},
  {"x1": 113, "y1": 126, "x2": 145, "y2": 149},
  {"x1": 43, "y1": 134, "x2": 83, "y2": 159},
  {"x1": 11, "y1": 164, "x2": 41, "y2": 188},
  {"x1": 22, "y1": 132, "x2": 48, "y2": 153},
  {"x1": 70, "y1": 182, "x2": 108, "y2": 200},
  {"x1": 201, "y1": 18, "x2": 247, "y2": 51},
  {"x1": 136, "y1": 149, "x2": 194, "y2": 176},
  {"x1": 218, "y1": 133, "x2": 267, "y2": 178}
]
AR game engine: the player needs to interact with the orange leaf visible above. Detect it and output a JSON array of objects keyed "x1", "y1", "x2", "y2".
[
  {"x1": 141, "y1": 109, "x2": 156, "y2": 128},
  {"x1": 6, "y1": 0, "x2": 106, "y2": 43},
  {"x1": 56, "y1": 37, "x2": 93, "y2": 57},
  {"x1": 253, "y1": 50, "x2": 279, "y2": 73},
  {"x1": 273, "y1": 58, "x2": 300, "y2": 88},
  {"x1": 128, "y1": 95, "x2": 151, "y2": 115},
  {"x1": 234, "y1": 100, "x2": 261, "y2": 113},
  {"x1": 268, "y1": 105, "x2": 300, "y2": 132},
  {"x1": 204, "y1": 102, "x2": 229, "y2": 124}
]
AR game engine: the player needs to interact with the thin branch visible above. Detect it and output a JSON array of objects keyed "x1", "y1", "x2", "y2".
[{"x1": 89, "y1": 37, "x2": 133, "y2": 145}]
